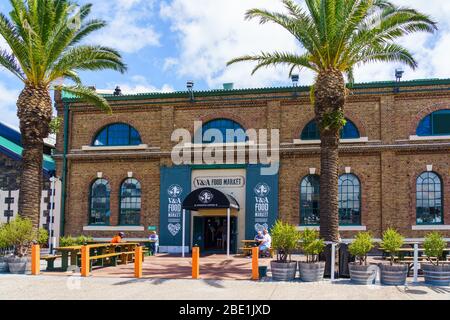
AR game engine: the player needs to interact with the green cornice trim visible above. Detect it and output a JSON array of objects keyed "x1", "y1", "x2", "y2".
[{"x1": 62, "y1": 78, "x2": 450, "y2": 103}]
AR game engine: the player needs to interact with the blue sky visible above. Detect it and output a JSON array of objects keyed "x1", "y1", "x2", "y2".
[{"x1": 1, "y1": 0, "x2": 450, "y2": 128}]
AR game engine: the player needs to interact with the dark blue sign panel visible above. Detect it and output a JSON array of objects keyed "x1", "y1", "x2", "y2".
[
  {"x1": 245, "y1": 164, "x2": 279, "y2": 240},
  {"x1": 159, "y1": 166, "x2": 191, "y2": 248}
]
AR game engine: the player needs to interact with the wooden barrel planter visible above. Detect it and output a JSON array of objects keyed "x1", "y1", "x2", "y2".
[
  {"x1": 379, "y1": 264, "x2": 408, "y2": 286},
  {"x1": 349, "y1": 263, "x2": 378, "y2": 285},
  {"x1": 298, "y1": 262, "x2": 325, "y2": 282},
  {"x1": 270, "y1": 261, "x2": 297, "y2": 281},
  {"x1": 422, "y1": 264, "x2": 450, "y2": 286},
  {"x1": 7, "y1": 256, "x2": 29, "y2": 274}
]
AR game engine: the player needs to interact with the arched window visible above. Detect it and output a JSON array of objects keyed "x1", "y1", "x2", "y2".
[
  {"x1": 416, "y1": 172, "x2": 443, "y2": 225},
  {"x1": 338, "y1": 174, "x2": 361, "y2": 225},
  {"x1": 89, "y1": 179, "x2": 111, "y2": 225},
  {"x1": 196, "y1": 118, "x2": 247, "y2": 144},
  {"x1": 416, "y1": 110, "x2": 450, "y2": 136},
  {"x1": 300, "y1": 175, "x2": 320, "y2": 226},
  {"x1": 93, "y1": 123, "x2": 142, "y2": 146},
  {"x1": 119, "y1": 178, "x2": 141, "y2": 226},
  {"x1": 301, "y1": 119, "x2": 360, "y2": 140}
]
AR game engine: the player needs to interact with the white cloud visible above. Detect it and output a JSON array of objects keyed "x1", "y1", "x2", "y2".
[
  {"x1": 82, "y1": 0, "x2": 160, "y2": 54},
  {"x1": 0, "y1": 82, "x2": 21, "y2": 127},
  {"x1": 161, "y1": 0, "x2": 450, "y2": 87},
  {"x1": 107, "y1": 75, "x2": 174, "y2": 94}
]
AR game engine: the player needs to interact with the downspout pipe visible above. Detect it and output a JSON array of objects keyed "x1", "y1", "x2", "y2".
[{"x1": 60, "y1": 102, "x2": 69, "y2": 236}]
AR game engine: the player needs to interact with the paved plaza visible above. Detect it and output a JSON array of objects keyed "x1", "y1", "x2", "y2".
[{"x1": 0, "y1": 274, "x2": 449, "y2": 300}]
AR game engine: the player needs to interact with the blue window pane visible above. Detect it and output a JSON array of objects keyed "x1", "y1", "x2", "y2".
[
  {"x1": 300, "y1": 175, "x2": 320, "y2": 226},
  {"x1": 89, "y1": 179, "x2": 111, "y2": 225},
  {"x1": 120, "y1": 178, "x2": 141, "y2": 226},
  {"x1": 416, "y1": 172, "x2": 443, "y2": 225},
  {"x1": 338, "y1": 174, "x2": 361, "y2": 225},
  {"x1": 301, "y1": 119, "x2": 360, "y2": 140},
  {"x1": 417, "y1": 115, "x2": 432, "y2": 136},
  {"x1": 198, "y1": 119, "x2": 247, "y2": 144},
  {"x1": 417, "y1": 110, "x2": 450, "y2": 136},
  {"x1": 93, "y1": 123, "x2": 142, "y2": 146}
]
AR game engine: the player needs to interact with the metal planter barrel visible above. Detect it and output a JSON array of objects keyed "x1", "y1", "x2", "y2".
[
  {"x1": 270, "y1": 261, "x2": 297, "y2": 281},
  {"x1": 298, "y1": 262, "x2": 325, "y2": 282},
  {"x1": 7, "y1": 256, "x2": 29, "y2": 274},
  {"x1": 422, "y1": 263, "x2": 450, "y2": 286},
  {"x1": 348, "y1": 263, "x2": 378, "y2": 285},
  {"x1": 0, "y1": 257, "x2": 8, "y2": 273},
  {"x1": 379, "y1": 264, "x2": 408, "y2": 286}
]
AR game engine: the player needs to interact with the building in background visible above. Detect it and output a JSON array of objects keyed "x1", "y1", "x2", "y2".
[
  {"x1": 0, "y1": 121, "x2": 61, "y2": 247},
  {"x1": 54, "y1": 78, "x2": 450, "y2": 253}
]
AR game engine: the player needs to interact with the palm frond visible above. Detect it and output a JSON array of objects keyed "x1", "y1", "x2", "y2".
[{"x1": 56, "y1": 85, "x2": 112, "y2": 114}]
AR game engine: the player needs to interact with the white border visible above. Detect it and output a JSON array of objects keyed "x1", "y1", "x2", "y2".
[
  {"x1": 293, "y1": 137, "x2": 369, "y2": 145},
  {"x1": 83, "y1": 225, "x2": 145, "y2": 231},
  {"x1": 412, "y1": 225, "x2": 450, "y2": 231},
  {"x1": 296, "y1": 226, "x2": 367, "y2": 231},
  {"x1": 81, "y1": 144, "x2": 148, "y2": 151},
  {"x1": 409, "y1": 135, "x2": 450, "y2": 141}
]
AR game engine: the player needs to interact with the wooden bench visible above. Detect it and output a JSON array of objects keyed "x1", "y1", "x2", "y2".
[
  {"x1": 41, "y1": 255, "x2": 62, "y2": 271},
  {"x1": 88, "y1": 250, "x2": 142, "y2": 270}
]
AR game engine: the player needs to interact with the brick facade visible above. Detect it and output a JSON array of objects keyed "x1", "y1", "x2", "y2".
[{"x1": 54, "y1": 79, "x2": 450, "y2": 240}]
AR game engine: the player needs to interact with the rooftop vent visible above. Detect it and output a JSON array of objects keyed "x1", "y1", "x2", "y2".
[
  {"x1": 114, "y1": 86, "x2": 122, "y2": 96},
  {"x1": 223, "y1": 83, "x2": 234, "y2": 90}
]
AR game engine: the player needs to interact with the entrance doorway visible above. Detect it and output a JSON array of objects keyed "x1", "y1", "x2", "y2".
[{"x1": 193, "y1": 216, "x2": 237, "y2": 254}]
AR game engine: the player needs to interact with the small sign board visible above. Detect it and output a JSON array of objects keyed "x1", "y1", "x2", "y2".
[{"x1": 148, "y1": 226, "x2": 157, "y2": 231}]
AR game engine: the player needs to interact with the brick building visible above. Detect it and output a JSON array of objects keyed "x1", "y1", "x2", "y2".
[{"x1": 54, "y1": 78, "x2": 450, "y2": 253}]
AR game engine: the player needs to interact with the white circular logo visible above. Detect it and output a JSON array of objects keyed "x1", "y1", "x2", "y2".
[
  {"x1": 254, "y1": 183, "x2": 270, "y2": 197},
  {"x1": 168, "y1": 184, "x2": 183, "y2": 198},
  {"x1": 199, "y1": 190, "x2": 214, "y2": 204}
]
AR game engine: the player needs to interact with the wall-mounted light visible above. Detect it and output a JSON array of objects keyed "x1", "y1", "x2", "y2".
[
  {"x1": 345, "y1": 167, "x2": 352, "y2": 174},
  {"x1": 97, "y1": 172, "x2": 103, "y2": 178},
  {"x1": 128, "y1": 172, "x2": 133, "y2": 178},
  {"x1": 427, "y1": 164, "x2": 433, "y2": 172},
  {"x1": 309, "y1": 168, "x2": 317, "y2": 175}
]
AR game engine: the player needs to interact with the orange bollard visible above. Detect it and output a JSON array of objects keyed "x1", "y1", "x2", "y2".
[
  {"x1": 135, "y1": 246, "x2": 143, "y2": 278},
  {"x1": 192, "y1": 246, "x2": 200, "y2": 279},
  {"x1": 81, "y1": 245, "x2": 90, "y2": 277},
  {"x1": 31, "y1": 244, "x2": 40, "y2": 275},
  {"x1": 252, "y1": 247, "x2": 259, "y2": 280}
]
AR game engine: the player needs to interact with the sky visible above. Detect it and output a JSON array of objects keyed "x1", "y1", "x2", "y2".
[{"x1": 1, "y1": 0, "x2": 450, "y2": 128}]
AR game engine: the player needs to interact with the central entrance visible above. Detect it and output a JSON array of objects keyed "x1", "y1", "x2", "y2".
[{"x1": 193, "y1": 216, "x2": 238, "y2": 254}]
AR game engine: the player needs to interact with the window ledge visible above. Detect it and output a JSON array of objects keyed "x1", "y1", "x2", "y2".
[
  {"x1": 293, "y1": 137, "x2": 369, "y2": 145},
  {"x1": 296, "y1": 226, "x2": 367, "y2": 231},
  {"x1": 83, "y1": 226, "x2": 145, "y2": 232},
  {"x1": 409, "y1": 135, "x2": 450, "y2": 141},
  {"x1": 81, "y1": 144, "x2": 148, "y2": 151},
  {"x1": 412, "y1": 225, "x2": 450, "y2": 231}
]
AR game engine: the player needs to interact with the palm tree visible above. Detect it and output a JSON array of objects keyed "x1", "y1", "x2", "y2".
[
  {"x1": 228, "y1": 0, "x2": 436, "y2": 242},
  {"x1": 0, "y1": 0, "x2": 126, "y2": 228}
]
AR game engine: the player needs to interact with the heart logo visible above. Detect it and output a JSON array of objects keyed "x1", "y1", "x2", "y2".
[
  {"x1": 168, "y1": 223, "x2": 181, "y2": 236},
  {"x1": 254, "y1": 223, "x2": 268, "y2": 233}
]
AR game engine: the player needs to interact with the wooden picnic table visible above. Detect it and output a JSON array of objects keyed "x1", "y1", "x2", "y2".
[{"x1": 55, "y1": 243, "x2": 139, "y2": 271}]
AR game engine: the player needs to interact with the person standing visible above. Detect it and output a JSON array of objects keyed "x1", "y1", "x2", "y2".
[
  {"x1": 148, "y1": 231, "x2": 159, "y2": 256},
  {"x1": 259, "y1": 229, "x2": 272, "y2": 258}
]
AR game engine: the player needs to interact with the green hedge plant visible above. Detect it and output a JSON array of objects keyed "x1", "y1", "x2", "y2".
[
  {"x1": 59, "y1": 235, "x2": 93, "y2": 247},
  {"x1": 300, "y1": 229, "x2": 325, "y2": 263},
  {"x1": 424, "y1": 232, "x2": 447, "y2": 266},
  {"x1": 380, "y1": 228, "x2": 404, "y2": 266},
  {"x1": 349, "y1": 232, "x2": 374, "y2": 266},
  {"x1": 271, "y1": 220, "x2": 301, "y2": 263}
]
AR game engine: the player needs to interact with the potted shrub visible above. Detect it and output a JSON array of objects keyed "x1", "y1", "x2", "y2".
[
  {"x1": 348, "y1": 232, "x2": 377, "y2": 285},
  {"x1": 298, "y1": 229, "x2": 325, "y2": 282},
  {"x1": 422, "y1": 232, "x2": 450, "y2": 286},
  {"x1": 1, "y1": 217, "x2": 45, "y2": 274},
  {"x1": 0, "y1": 227, "x2": 9, "y2": 273},
  {"x1": 270, "y1": 220, "x2": 301, "y2": 281},
  {"x1": 379, "y1": 228, "x2": 408, "y2": 286}
]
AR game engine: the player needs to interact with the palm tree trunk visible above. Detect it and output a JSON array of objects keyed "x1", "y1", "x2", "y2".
[
  {"x1": 17, "y1": 83, "x2": 52, "y2": 229},
  {"x1": 314, "y1": 69, "x2": 346, "y2": 243}
]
